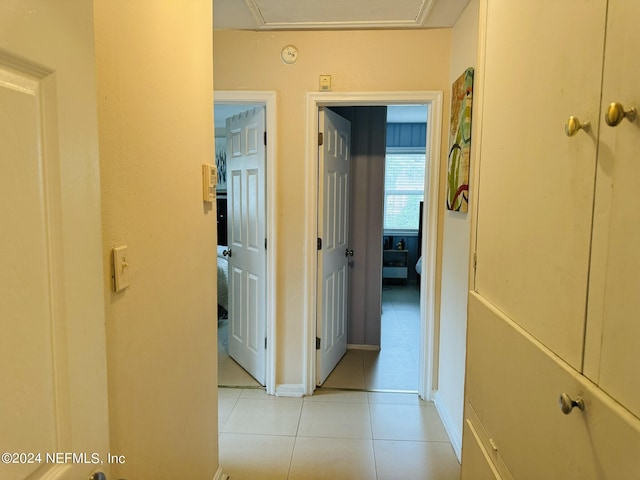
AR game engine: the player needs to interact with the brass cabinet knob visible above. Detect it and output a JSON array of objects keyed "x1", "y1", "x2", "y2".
[
  {"x1": 565, "y1": 116, "x2": 590, "y2": 137},
  {"x1": 605, "y1": 102, "x2": 637, "y2": 127},
  {"x1": 559, "y1": 393, "x2": 585, "y2": 415}
]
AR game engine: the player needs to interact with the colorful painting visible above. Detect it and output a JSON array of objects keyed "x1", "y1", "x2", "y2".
[{"x1": 446, "y1": 67, "x2": 474, "y2": 212}]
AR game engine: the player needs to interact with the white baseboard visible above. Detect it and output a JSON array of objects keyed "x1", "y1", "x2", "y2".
[
  {"x1": 433, "y1": 391, "x2": 462, "y2": 462},
  {"x1": 275, "y1": 383, "x2": 305, "y2": 397},
  {"x1": 347, "y1": 344, "x2": 381, "y2": 351},
  {"x1": 213, "y1": 466, "x2": 228, "y2": 480}
]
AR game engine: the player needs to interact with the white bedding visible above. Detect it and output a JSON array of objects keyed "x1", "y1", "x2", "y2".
[{"x1": 217, "y1": 246, "x2": 229, "y2": 311}]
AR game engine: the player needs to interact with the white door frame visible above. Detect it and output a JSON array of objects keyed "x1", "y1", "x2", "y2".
[
  {"x1": 303, "y1": 91, "x2": 443, "y2": 400},
  {"x1": 214, "y1": 90, "x2": 277, "y2": 395}
]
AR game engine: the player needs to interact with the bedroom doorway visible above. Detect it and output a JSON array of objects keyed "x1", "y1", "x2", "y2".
[
  {"x1": 304, "y1": 91, "x2": 443, "y2": 401},
  {"x1": 319, "y1": 104, "x2": 428, "y2": 393},
  {"x1": 214, "y1": 91, "x2": 277, "y2": 395}
]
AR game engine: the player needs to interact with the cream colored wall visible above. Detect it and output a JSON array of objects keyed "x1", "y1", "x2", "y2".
[
  {"x1": 94, "y1": 1, "x2": 218, "y2": 478},
  {"x1": 213, "y1": 29, "x2": 451, "y2": 385},
  {"x1": 437, "y1": 0, "x2": 479, "y2": 459}
]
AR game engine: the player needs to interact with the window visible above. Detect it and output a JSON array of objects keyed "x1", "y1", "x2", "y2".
[{"x1": 384, "y1": 149, "x2": 426, "y2": 232}]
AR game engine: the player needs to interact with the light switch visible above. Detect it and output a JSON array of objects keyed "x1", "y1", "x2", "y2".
[{"x1": 113, "y1": 246, "x2": 130, "y2": 292}]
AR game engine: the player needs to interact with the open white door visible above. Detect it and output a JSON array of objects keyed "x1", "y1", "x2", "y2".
[
  {"x1": 317, "y1": 108, "x2": 351, "y2": 385},
  {"x1": 0, "y1": 2, "x2": 109, "y2": 480},
  {"x1": 226, "y1": 107, "x2": 267, "y2": 386}
]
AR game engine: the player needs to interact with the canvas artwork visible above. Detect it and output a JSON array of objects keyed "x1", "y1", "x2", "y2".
[
  {"x1": 446, "y1": 67, "x2": 474, "y2": 212},
  {"x1": 215, "y1": 137, "x2": 227, "y2": 192}
]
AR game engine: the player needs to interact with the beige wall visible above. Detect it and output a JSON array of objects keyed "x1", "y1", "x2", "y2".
[
  {"x1": 94, "y1": 1, "x2": 218, "y2": 478},
  {"x1": 437, "y1": 0, "x2": 479, "y2": 459},
  {"x1": 214, "y1": 29, "x2": 451, "y2": 385}
]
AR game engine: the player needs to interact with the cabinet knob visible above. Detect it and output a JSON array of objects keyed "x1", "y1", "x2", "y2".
[
  {"x1": 559, "y1": 393, "x2": 585, "y2": 415},
  {"x1": 565, "y1": 116, "x2": 590, "y2": 137},
  {"x1": 605, "y1": 102, "x2": 637, "y2": 127}
]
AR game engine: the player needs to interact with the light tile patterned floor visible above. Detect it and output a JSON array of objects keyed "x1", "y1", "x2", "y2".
[
  {"x1": 217, "y1": 285, "x2": 460, "y2": 479},
  {"x1": 218, "y1": 388, "x2": 460, "y2": 480}
]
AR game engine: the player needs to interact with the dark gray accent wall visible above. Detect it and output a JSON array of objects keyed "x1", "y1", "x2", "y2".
[{"x1": 344, "y1": 106, "x2": 387, "y2": 346}]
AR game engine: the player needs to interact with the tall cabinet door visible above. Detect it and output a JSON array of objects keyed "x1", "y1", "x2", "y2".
[
  {"x1": 474, "y1": 0, "x2": 607, "y2": 369},
  {"x1": 584, "y1": 0, "x2": 640, "y2": 418}
]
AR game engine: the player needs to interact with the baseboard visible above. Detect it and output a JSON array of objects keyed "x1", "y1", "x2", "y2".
[
  {"x1": 213, "y1": 466, "x2": 228, "y2": 480},
  {"x1": 433, "y1": 391, "x2": 462, "y2": 462},
  {"x1": 347, "y1": 344, "x2": 381, "y2": 351},
  {"x1": 275, "y1": 383, "x2": 305, "y2": 397}
]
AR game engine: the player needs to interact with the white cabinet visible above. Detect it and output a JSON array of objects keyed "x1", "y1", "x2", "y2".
[
  {"x1": 466, "y1": 0, "x2": 640, "y2": 477},
  {"x1": 474, "y1": 0, "x2": 607, "y2": 371},
  {"x1": 583, "y1": 0, "x2": 640, "y2": 420}
]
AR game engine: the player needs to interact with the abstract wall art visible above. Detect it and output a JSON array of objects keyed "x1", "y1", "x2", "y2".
[{"x1": 446, "y1": 67, "x2": 474, "y2": 212}]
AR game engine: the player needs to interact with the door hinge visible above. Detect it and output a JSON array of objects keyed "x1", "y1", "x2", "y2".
[
  {"x1": 265, "y1": 238, "x2": 267, "y2": 250},
  {"x1": 473, "y1": 251, "x2": 477, "y2": 271},
  {"x1": 318, "y1": 132, "x2": 324, "y2": 146},
  {"x1": 265, "y1": 337, "x2": 267, "y2": 350},
  {"x1": 317, "y1": 237, "x2": 322, "y2": 250},
  {"x1": 264, "y1": 131, "x2": 267, "y2": 146},
  {"x1": 316, "y1": 337, "x2": 321, "y2": 350}
]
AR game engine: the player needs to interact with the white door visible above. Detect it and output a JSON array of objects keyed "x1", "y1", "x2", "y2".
[
  {"x1": 0, "y1": 2, "x2": 110, "y2": 480},
  {"x1": 317, "y1": 108, "x2": 351, "y2": 385},
  {"x1": 585, "y1": 0, "x2": 640, "y2": 418},
  {"x1": 226, "y1": 107, "x2": 267, "y2": 385}
]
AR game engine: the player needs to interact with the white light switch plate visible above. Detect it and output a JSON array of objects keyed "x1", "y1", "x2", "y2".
[{"x1": 113, "y1": 246, "x2": 130, "y2": 292}]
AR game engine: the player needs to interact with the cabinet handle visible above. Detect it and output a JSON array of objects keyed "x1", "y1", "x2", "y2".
[
  {"x1": 565, "y1": 116, "x2": 590, "y2": 136},
  {"x1": 605, "y1": 102, "x2": 637, "y2": 127},
  {"x1": 559, "y1": 393, "x2": 585, "y2": 415}
]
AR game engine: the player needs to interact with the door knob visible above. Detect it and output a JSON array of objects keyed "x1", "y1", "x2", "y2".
[
  {"x1": 565, "y1": 116, "x2": 590, "y2": 137},
  {"x1": 223, "y1": 248, "x2": 232, "y2": 257},
  {"x1": 605, "y1": 102, "x2": 637, "y2": 127},
  {"x1": 89, "y1": 472, "x2": 107, "y2": 480},
  {"x1": 559, "y1": 393, "x2": 585, "y2": 415},
  {"x1": 345, "y1": 249, "x2": 354, "y2": 257}
]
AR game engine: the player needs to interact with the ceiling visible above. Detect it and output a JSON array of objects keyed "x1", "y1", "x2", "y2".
[{"x1": 213, "y1": 0, "x2": 470, "y2": 30}]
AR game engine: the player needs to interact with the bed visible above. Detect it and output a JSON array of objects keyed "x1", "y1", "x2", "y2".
[{"x1": 217, "y1": 245, "x2": 229, "y2": 314}]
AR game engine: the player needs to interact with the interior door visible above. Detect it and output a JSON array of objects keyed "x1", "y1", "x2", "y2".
[
  {"x1": 0, "y1": 1, "x2": 110, "y2": 479},
  {"x1": 226, "y1": 106, "x2": 267, "y2": 386},
  {"x1": 584, "y1": 0, "x2": 640, "y2": 418},
  {"x1": 317, "y1": 107, "x2": 351, "y2": 385}
]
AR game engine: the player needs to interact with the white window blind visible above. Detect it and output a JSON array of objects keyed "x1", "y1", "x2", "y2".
[{"x1": 384, "y1": 152, "x2": 426, "y2": 231}]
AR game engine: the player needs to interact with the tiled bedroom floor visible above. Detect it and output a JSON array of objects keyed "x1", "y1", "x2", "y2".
[{"x1": 218, "y1": 388, "x2": 460, "y2": 480}]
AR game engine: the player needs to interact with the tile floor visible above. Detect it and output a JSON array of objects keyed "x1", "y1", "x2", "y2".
[
  {"x1": 218, "y1": 388, "x2": 460, "y2": 480},
  {"x1": 218, "y1": 285, "x2": 420, "y2": 391},
  {"x1": 217, "y1": 285, "x2": 459, "y2": 479}
]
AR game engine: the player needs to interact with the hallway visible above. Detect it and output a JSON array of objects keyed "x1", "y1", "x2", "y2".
[{"x1": 218, "y1": 387, "x2": 460, "y2": 480}]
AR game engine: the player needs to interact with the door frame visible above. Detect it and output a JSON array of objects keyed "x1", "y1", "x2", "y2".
[
  {"x1": 303, "y1": 91, "x2": 443, "y2": 399},
  {"x1": 214, "y1": 90, "x2": 277, "y2": 395}
]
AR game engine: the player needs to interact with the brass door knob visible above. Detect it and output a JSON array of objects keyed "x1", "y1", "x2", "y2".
[
  {"x1": 559, "y1": 393, "x2": 585, "y2": 415},
  {"x1": 565, "y1": 116, "x2": 590, "y2": 137},
  {"x1": 605, "y1": 102, "x2": 637, "y2": 127}
]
